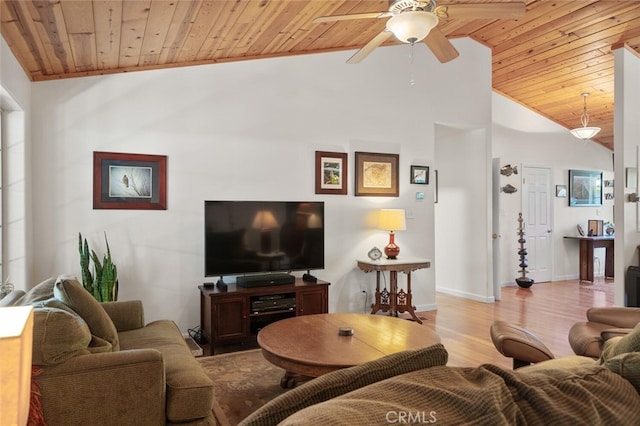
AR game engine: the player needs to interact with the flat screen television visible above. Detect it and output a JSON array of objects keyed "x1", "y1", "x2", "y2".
[{"x1": 204, "y1": 201, "x2": 325, "y2": 277}]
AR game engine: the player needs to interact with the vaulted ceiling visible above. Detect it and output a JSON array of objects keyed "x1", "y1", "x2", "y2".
[{"x1": 3, "y1": 1, "x2": 640, "y2": 150}]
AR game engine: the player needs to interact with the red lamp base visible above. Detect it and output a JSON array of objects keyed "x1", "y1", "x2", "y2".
[{"x1": 384, "y1": 232, "x2": 400, "y2": 259}]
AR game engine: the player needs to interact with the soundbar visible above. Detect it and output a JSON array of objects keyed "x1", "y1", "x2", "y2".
[{"x1": 236, "y1": 273, "x2": 296, "y2": 288}]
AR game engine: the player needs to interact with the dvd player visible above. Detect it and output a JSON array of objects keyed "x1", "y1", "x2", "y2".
[
  {"x1": 236, "y1": 273, "x2": 296, "y2": 288},
  {"x1": 251, "y1": 295, "x2": 296, "y2": 313}
]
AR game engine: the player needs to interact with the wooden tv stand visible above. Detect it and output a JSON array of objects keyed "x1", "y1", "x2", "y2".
[{"x1": 199, "y1": 277, "x2": 329, "y2": 351}]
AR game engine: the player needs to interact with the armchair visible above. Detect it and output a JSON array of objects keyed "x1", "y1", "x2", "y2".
[
  {"x1": 491, "y1": 307, "x2": 640, "y2": 369},
  {"x1": 569, "y1": 307, "x2": 640, "y2": 358}
]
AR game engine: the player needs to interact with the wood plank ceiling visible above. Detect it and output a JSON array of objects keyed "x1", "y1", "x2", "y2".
[{"x1": 3, "y1": 0, "x2": 640, "y2": 150}]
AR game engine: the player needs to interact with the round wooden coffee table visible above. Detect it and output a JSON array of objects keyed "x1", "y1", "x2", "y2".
[{"x1": 257, "y1": 313, "x2": 441, "y2": 387}]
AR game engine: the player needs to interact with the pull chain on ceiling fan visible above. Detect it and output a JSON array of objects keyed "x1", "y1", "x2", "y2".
[{"x1": 312, "y1": 0, "x2": 526, "y2": 65}]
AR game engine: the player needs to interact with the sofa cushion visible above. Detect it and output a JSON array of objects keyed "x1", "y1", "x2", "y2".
[
  {"x1": 32, "y1": 307, "x2": 92, "y2": 365},
  {"x1": 274, "y1": 362, "x2": 640, "y2": 426},
  {"x1": 17, "y1": 277, "x2": 57, "y2": 305},
  {"x1": 119, "y1": 320, "x2": 214, "y2": 422},
  {"x1": 53, "y1": 276, "x2": 120, "y2": 351},
  {"x1": 240, "y1": 343, "x2": 449, "y2": 426}
]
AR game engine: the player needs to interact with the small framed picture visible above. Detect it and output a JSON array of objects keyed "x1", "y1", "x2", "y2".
[
  {"x1": 315, "y1": 151, "x2": 347, "y2": 195},
  {"x1": 556, "y1": 185, "x2": 567, "y2": 198},
  {"x1": 93, "y1": 151, "x2": 167, "y2": 210},
  {"x1": 410, "y1": 165, "x2": 429, "y2": 184}
]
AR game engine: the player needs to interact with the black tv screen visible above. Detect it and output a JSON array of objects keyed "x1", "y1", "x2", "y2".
[{"x1": 204, "y1": 201, "x2": 325, "y2": 277}]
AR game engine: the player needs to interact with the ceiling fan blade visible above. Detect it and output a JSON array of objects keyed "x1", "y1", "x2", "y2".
[
  {"x1": 347, "y1": 31, "x2": 394, "y2": 64},
  {"x1": 424, "y1": 28, "x2": 459, "y2": 63},
  {"x1": 439, "y1": 2, "x2": 526, "y2": 20},
  {"x1": 313, "y1": 12, "x2": 390, "y2": 24}
]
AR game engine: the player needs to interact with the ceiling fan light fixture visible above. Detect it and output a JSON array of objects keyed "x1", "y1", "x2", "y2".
[
  {"x1": 386, "y1": 11, "x2": 438, "y2": 44},
  {"x1": 570, "y1": 93, "x2": 601, "y2": 141}
]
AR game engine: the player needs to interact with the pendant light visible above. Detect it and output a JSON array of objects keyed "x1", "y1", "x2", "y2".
[{"x1": 570, "y1": 93, "x2": 601, "y2": 140}]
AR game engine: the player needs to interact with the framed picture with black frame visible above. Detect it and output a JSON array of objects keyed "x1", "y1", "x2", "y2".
[
  {"x1": 410, "y1": 165, "x2": 429, "y2": 184},
  {"x1": 569, "y1": 169, "x2": 602, "y2": 207}
]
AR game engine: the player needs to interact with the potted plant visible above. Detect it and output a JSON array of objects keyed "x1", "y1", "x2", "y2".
[{"x1": 79, "y1": 232, "x2": 119, "y2": 302}]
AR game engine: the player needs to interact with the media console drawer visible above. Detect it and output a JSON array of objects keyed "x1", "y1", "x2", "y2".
[{"x1": 199, "y1": 278, "x2": 329, "y2": 351}]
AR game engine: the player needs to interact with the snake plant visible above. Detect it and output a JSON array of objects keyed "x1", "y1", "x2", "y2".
[{"x1": 79, "y1": 232, "x2": 118, "y2": 302}]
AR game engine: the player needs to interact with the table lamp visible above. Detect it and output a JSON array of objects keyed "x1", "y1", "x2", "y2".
[
  {"x1": 379, "y1": 209, "x2": 406, "y2": 259},
  {"x1": 0, "y1": 305, "x2": 34, "y2": 426}
]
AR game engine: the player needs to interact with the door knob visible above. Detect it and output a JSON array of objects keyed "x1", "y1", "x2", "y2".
[{"x1": 492, "y1": 233, "x2": 501, "y2": 239}]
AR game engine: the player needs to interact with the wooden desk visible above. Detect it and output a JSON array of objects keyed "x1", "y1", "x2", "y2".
[
  {"x1": 356, "y1": 257, "x2": 431, "y2": 324},
  {"x1": 258, "y1": 313, "x2": 440, "y2": 387},
  {"x1": 564, "y1": 236, "x2": 614, "y2": 282}
]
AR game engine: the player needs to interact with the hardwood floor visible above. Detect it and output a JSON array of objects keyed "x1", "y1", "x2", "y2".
[
  {"x1": 204, "y1": 278, "x2": 615, "y2": 368},
  {"x1": 413, "y1": 278, "x2": 615, "y2": 369}
]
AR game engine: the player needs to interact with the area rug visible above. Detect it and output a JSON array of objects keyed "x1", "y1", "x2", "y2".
[{"x1": 198, "y1": 349, "x2": 288, "y2": 426}]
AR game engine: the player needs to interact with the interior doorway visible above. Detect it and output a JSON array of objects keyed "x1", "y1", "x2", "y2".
[{"x1": 521, "y1": 166, "x2": 552, "y2": 283}]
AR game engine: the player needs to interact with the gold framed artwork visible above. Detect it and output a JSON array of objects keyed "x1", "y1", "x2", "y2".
[
  {"x1": 354, "y1": 151, "x2": 399, "y2": 197},
  {"x1": 315, "y1": 151, "x2": 348, "y2": 195}
]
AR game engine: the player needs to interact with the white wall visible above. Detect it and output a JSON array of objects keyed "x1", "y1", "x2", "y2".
[
  {"x1": 614, "y1": 46, "x2": 640, "y2": 307},
  {"x1": 492, "y1": 93, "x2": 614, "y2": 285},
  {"x1": 24, "y1": 39, "x2": 491, "y2": 331}
]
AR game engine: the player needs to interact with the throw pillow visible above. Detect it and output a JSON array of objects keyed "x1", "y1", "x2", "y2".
[
  {"x1": 32, "y1": 307, "x2": 91, "y2": 365},
  {"x1": 601, "y1": 352, "x2": 640, "y2": 393},
  {"x1": 599, "y1": 321, "x2": 640, "y2": 363},
  {"x1": 53, "y1": 276, "x2": 120, "y2": 351},
  {"x1": 16, "y1": 277, "x2": 57, "y2": 305},
  {"x1": 240, "y1": 343, "x2": 449, "y2": 426}
]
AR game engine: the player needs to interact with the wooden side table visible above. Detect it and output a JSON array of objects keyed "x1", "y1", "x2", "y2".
[
  {"x1": 356, "y1": 257, "x2": 431, "y2": 324},
  {"x1": 563, "y1": 236, "x2": 614, "y2": 282}
]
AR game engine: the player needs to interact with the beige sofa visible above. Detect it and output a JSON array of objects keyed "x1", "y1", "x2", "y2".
[
  {"x1": 0, "y1": 276, "x2": 214, "y2": 425},
  {"x1": 240, "y1": 324, "x2": 640, "y2": 425}
]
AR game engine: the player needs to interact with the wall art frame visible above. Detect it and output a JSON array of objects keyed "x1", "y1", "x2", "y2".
[
  {"x1": 569, "y1": 169, "x2": 602, "y2": 207},
  {"x1": 93, "y1": 151, "x2": 167, "y2": 210},
  {"x1": 556, "y1": 185, "x2": 567, "y2": 198},
  {"x1": 315, "y1": 151, "x2": 348, "y2": 195},
  {"x1": 354, "y1": 151, "x2": 399, "y2": 197},
  {"x1": 410, "y1": 165, "x2": 429, "y2": 184}
]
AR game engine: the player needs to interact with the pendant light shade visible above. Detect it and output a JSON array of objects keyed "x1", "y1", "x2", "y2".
[
  {"x1": 570, "y1": 93, "x2": 601, "y2": 140},
  {"x1": 386, "y1": 11, "x2": 439, "y2": 44}
]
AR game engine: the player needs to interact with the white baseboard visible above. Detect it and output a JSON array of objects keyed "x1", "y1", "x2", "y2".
[{"x1": 436, "y1": 287, "x2": 495, "y2": 303}]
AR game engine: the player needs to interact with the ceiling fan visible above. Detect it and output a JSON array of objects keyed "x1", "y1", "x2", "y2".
[{"x1": 313, "y1": 0, "x2": 526, "y2": 64}]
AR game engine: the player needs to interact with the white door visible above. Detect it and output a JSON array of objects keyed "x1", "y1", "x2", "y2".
[{"x1": 521, "y1": 166, "x2": 552, "y2": 282}]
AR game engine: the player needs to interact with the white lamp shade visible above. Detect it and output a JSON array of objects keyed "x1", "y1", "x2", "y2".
[
  {"x1": 0, "y1": 306, "x2": 34, "y2": 426},
  {"x1": 379, "y1": 209, "x2": 407, "y2": 232},
  {"x1": 386, "y1": 11, "x2": 439, "y2": 44},
  {"x1": 570, "y1": 126, "x2": 601, "y2": 140}
]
